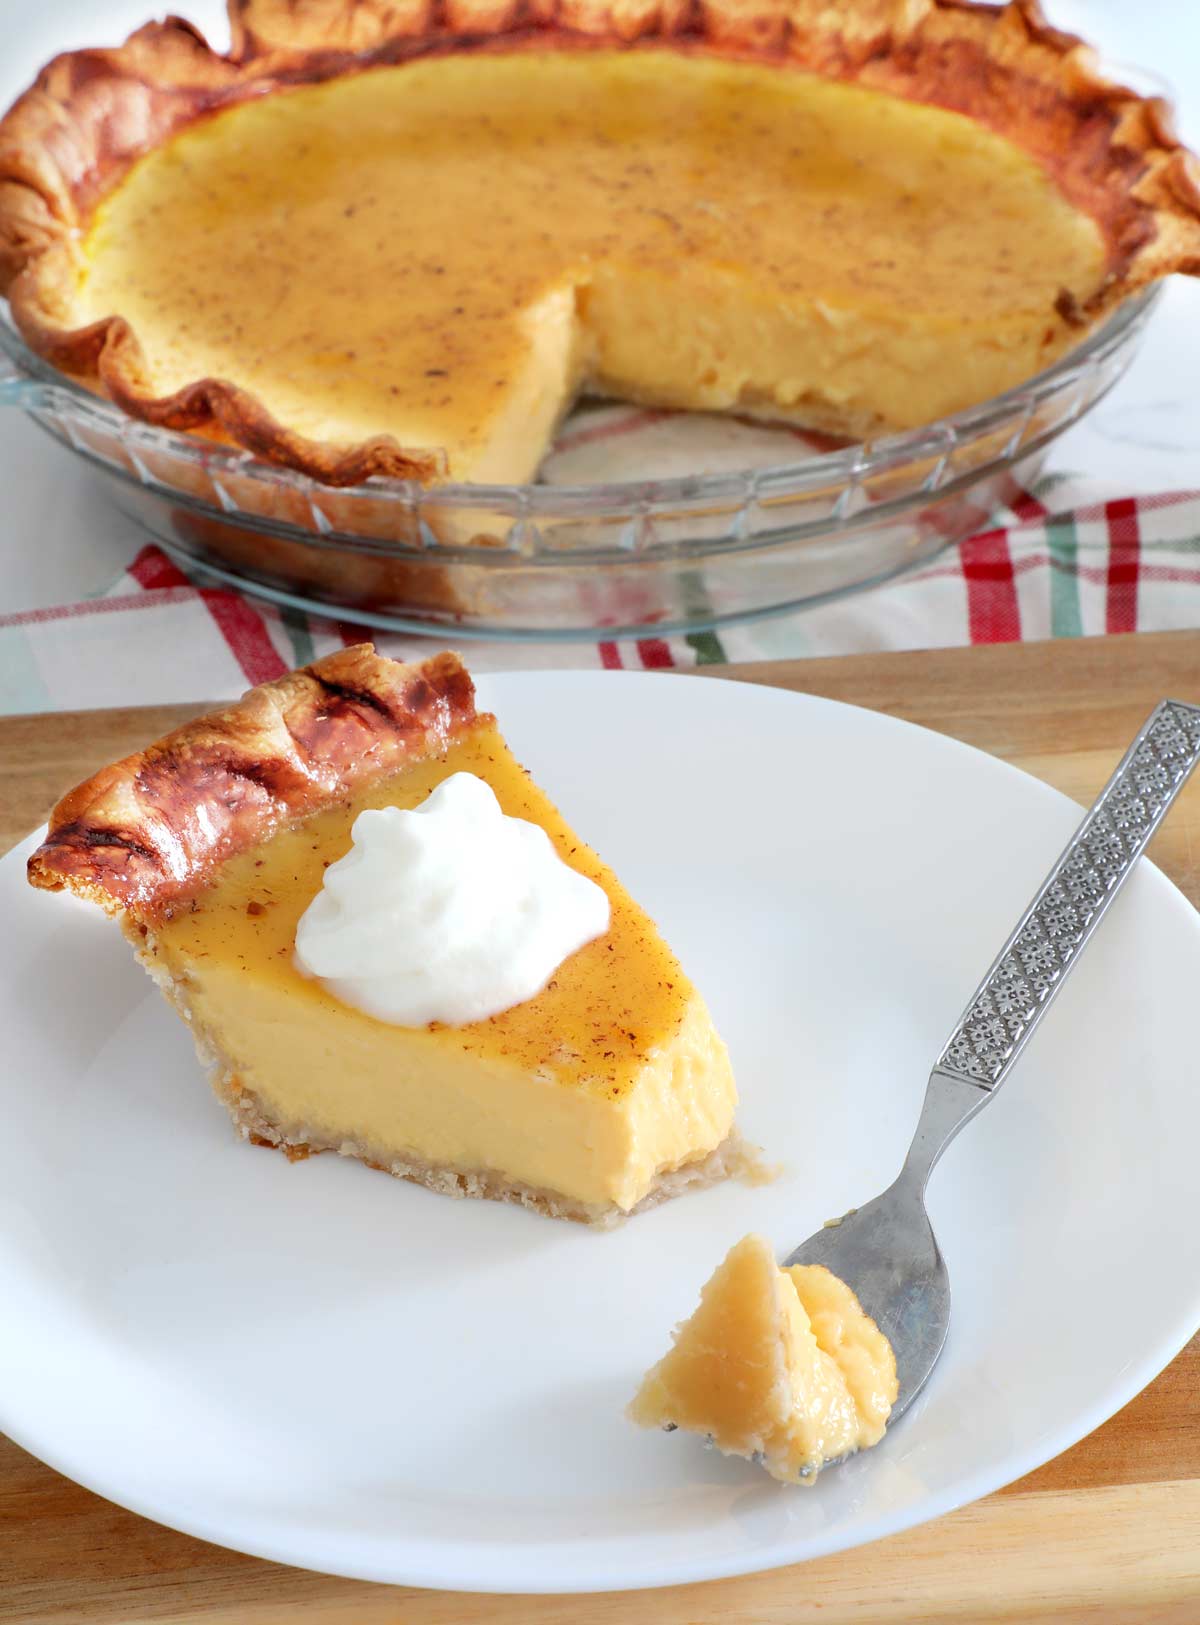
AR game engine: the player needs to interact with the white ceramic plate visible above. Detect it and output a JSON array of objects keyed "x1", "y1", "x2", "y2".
[{"x1": 3, "y1": 671, "x2": 1200, "y2": 1593}]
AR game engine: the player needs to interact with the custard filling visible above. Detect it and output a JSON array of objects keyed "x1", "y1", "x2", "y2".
[
  {"x1": 630, "y1": 1234, "x2": 898, "y2": 1481},
  {"x1": 139, "y1": 719, "x2": 736, "y2": 1210},
  {"x1": 72, "y1": 50, "x2": 1107, "y2": 478}
]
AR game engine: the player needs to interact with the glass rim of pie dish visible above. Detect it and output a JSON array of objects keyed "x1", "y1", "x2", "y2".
[
  {"x1": 0, "y1": 288, "x2": 1160, "y2": 639},
  {"x1": 0, "y1": 289, "x2": 1157, "y2": 513}
]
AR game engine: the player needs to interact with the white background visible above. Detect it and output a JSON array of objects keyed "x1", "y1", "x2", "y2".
[{"x1": 1, "y1": 1, "x2": 1197, "y2": 613}]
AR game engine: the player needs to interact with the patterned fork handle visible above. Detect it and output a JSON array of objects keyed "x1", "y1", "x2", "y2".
[{"x1": 936, "y1": 699, "x2": 1200, "y2": 1092}]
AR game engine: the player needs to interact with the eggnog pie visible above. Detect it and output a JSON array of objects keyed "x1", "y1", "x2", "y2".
[
  {"x1": 1, "y1": 0, "x2": 1198, "y2": 487},
  {"x1": 27, "y1": 649, "x2": 740, "y2": 1223}
]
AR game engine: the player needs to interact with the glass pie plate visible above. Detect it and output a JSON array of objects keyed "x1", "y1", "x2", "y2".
[{"x1": 0, "y1": 291, "x2": 1157, "y2": 640}]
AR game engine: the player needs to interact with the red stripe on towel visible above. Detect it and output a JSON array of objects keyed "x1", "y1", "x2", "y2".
[
  {"x1": 127, "y1": 545, "x2": 190, "y2": 591},
  {"x1": 200, "y1": 591, "x2": 287, "y2": 686},
  {"x1": 1104, "y1": 498, "x2": 1140, "y2": 634},
  {"x1": 961, "y1": 527, "x2": 1021, "y2": 644}
]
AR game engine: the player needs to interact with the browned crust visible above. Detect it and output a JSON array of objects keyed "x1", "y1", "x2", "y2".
[
  {"x1": 26, "y1": 645, "x2": 481, "y2": 915},
  {"x1": 2, "y1": 0, "x2": 1199, "y2": 486}
]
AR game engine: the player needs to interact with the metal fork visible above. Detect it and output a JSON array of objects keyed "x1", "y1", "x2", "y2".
[{"x1": 785, "y1": 699, "x2": 1200, "y2": 1464}]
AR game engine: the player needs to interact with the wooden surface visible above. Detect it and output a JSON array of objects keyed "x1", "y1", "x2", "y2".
[{"x1": 2, "y1": 629, "x2": 1200, "y2": 1624}]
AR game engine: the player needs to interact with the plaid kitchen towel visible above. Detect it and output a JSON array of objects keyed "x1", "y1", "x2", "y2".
[{"x1": 2, "y1": 470, "x2": 1199, "y2": 716}]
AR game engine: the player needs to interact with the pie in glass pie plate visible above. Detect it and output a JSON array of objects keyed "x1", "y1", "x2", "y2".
[
  {"x1": 3, "y1": 0, "x2": 1199, "y2": 487},
  {"x1": 0, "y1": 0, "x2": 1197, "y2": 630}
]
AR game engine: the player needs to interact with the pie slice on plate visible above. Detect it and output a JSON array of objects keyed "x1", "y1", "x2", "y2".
[
  {"x1": 1, "y1": 0, "x2": 1198, "y2": 487},
  {"x1": 27, "y1": 649, "x2": 740, "y2": 1224}
]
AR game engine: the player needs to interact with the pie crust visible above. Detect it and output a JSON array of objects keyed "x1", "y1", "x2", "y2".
[
  {"x1": 27, "y1": 645, "x2": 478, "y2": 914},
  {"x1": 1, "y1": 0, "x2": 1198, "y2": 487}
]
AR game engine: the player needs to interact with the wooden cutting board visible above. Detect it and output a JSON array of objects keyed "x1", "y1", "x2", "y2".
[{"x1": 2, "y1": 630, "x2": 1199, "y2": 1625}]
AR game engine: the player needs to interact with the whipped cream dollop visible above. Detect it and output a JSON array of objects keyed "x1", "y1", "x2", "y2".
[{"x1": 294, "y1": 772, "x2": 610, "y2": 1026}]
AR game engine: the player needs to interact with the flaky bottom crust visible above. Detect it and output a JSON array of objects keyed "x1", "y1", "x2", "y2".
[{"x1": 134, "y1": 923, "x2": 750, "y2": 1228}]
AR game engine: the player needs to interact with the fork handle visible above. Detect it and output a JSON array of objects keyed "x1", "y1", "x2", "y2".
[{"x1": 933, "y1": 698, "x2": 1200, "y2": 1096}]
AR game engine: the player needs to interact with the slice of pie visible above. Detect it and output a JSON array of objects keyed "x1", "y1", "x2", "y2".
[
  {"x1": 629, "y1": 1233, "x2": 897, "y2": 1482},
  {"x1": 27, "y1": 648, "x2": 740, "y2": 1224},
  {"x1": 1, "y1": 0, "x2": 1198, "y2": 488}
]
